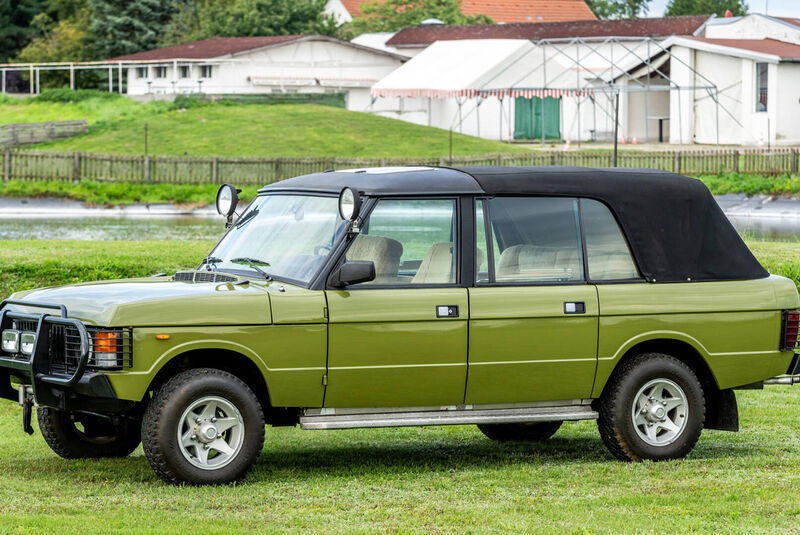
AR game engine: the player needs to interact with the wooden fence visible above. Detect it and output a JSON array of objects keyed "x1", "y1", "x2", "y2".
[
  {"x1": 1, "y1": 147, "x2": 798, "y2": 185},
  {"x1": 0, "y1": 121, "x2": 88, "y2": 149}
]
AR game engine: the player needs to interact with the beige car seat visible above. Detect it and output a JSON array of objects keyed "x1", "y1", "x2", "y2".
[
  {"x1": 496, "y1": 244, "x2": 580, "y2": 280},
  {"x1": 412, "y1": 242, "x2": 455, "y2": 284},
  {"x1": 346, "y1": 234, "x2": 403, "y2": 283}
]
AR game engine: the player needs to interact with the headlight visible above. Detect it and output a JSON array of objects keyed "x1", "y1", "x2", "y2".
[
  {"x1": 1, "y1": 330, "x2": 19, "y2": 353},
  {"x1": 19, "y1": 332, "x2": 35, "y2": 355}
]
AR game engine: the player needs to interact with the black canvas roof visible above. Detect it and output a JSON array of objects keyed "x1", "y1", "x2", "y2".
[{"x1": 261, "y1": 166, "x2": 768, "y2": 283}]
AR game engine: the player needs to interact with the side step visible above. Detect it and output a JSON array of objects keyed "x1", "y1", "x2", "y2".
[{"x1": 300, "y1": 405, "x2": 598, "y2": 430}]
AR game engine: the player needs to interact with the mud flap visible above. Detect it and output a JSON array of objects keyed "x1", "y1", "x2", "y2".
[
  {"x1": 705, "y1": 388, "x2": 739, "y2": 432},
  {"x1": 21, "y1": 398, "x2": 34, "y2": 435}
]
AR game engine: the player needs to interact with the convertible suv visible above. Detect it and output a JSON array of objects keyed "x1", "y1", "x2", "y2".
[{"x1": 1, "y1": 166, "x2": 798, "y2": 485}]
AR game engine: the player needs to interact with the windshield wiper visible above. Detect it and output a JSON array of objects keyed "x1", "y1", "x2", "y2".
[
  {"x1": 199, "y1": 256, "x2": 223, "y2": 271},
  {"x1": 230, "y1": 257, "x2": 272, "y2": 280},
  {"x1": 234, "y1": 208, "x2": 259, "y2": 229}
]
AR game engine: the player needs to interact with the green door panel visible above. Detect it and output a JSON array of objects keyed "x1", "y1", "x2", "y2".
[
  {"x1": 514, "y1": 96, "x2": 560, "y2": 140},
  {"x1": 107, "y1": 325, "x2": 327, "y2": 407},
  {"x1": 591, "y1": 278, "x2": 796, "y2": 396},
  {"x1": 325, "y1": 288, "x2": 469, "y2": 408},
  {"x1": 466, "y1": 285, "x2": 598, "y2": 404}
]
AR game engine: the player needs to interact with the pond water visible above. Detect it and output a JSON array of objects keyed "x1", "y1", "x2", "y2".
[{"x1": 0, "y1": 214, "x2": 798, "y2": 242}]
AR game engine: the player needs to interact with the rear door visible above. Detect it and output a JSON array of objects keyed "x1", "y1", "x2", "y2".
[
  {"x1": 466, "y1": 196, "x2": 599, "y2": 405},
  {"x1": 324, "y1": 197, "x2": 469, "y2": 408}
]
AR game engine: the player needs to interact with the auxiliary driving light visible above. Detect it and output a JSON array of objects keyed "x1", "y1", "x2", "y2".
[
  {"x1": 1, "y1": 330, "x2": 20, "y2": 353},
  {"x1": 19, "y1": 332, "x2": 35, "y2": 356}
]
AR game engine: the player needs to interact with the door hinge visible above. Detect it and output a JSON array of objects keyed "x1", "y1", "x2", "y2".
[
  {"x1": 321, "y1": 374, "x2": 328, "y2": 386},
  {"x1": 323, "y1": 306, "x2": 328, "y2": 319}
]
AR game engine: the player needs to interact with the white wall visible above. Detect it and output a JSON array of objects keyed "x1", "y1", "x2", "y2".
[
  {"x1": 704, "y1": 14, "x2": 800, "y2": 45},
  {"x1": 775, "y1": 63, "x2": 800, "y2": 143},
  {"x1": 124, "y1": 39, "x2": 404, "y2": 112}
]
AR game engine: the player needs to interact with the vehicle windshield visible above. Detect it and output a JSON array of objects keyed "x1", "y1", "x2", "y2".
[{"x1": 209, "y1": 194, "x2": 347, "y2": 284}]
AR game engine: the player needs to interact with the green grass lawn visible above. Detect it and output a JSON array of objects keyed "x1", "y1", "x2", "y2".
[
  {"x1": 0, "y1": 93, "x2": 525, "y2": 158},
  {"x1": 0, "y1": 240, "x2": 798, "y2": 533}
]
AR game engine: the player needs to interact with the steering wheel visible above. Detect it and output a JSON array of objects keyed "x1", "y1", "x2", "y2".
[{"x1": 314, "y1": 244, "x2": 332, "y2": 256}]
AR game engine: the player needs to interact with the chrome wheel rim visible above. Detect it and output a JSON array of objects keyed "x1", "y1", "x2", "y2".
[
  {"x1": 178, "y1": 396, "x2": 245, "y2": 470},
  {"x1": 631, "y1": 378, "x2": 688, "y2": 446}
]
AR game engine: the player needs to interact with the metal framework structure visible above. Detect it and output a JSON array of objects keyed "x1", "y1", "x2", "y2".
[{"x1": 444, "y1": 36, "x2": 731, "y2": 146}]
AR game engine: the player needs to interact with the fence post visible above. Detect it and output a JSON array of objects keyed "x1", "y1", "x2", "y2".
[
  {"x1": 144, "y1": 155, "x2": 151, "y2": 183},
  {"x1": 72, "y1": 152, "x2": 82, "y2": 181},
  {"x1": 275, "y1": 159, "x2": 281, "y2": 181},
  {"x1": 792, "y1": 149, "x2": 798, "y2": 175},
  {"x1": 211, "y1": 157, "x2": 219, "y2": 183},
  {"x1": 2, "y1": 149, "x2": 10, "y2": 182},
  {"x1": 734, "y1": 150, "x2": 740, "y2": 174}
]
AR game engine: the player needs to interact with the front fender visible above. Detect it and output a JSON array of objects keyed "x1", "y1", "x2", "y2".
[{"x1": 105, "y1": 325, "x2": 327, "y2": 407}]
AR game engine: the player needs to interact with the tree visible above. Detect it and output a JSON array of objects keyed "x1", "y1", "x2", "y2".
[
  {"x1": 87, "y1": 0, "x2": 177, "y2": 58},
  {"x1": 585, "y1": 0, "x2": 651, "y2": 20},
  {"x1": 665, "y1": 0, "x2": 747, "y2": 17},
  {"x1": 161, "y1": 0, "x2": 340, "y2": 46},
  {"x1": 0, "y1": 0, "x2": 47, "y2": 62},
  {"x1": 351, "y1": 0, "x2": 492, "y2": 34}
]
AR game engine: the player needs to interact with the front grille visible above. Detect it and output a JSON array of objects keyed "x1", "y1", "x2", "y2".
[{"x1": 174, "y1": 271, "x2": 237, "y2": 283}]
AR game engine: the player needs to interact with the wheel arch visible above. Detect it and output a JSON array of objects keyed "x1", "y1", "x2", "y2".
[{"x1": 596, "y1": 337, "x2": 738, "y2": 432}]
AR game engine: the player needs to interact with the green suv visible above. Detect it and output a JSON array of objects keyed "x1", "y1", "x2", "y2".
[{"x1": 1, "y1": 166, "x2": 798, "y2": 485}]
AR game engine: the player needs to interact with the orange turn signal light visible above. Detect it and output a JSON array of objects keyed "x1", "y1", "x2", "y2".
[
  {"x1": 94, "y1": 331, "x2": 119, "y2": 353},
  {"x1": 155, "y1": 334, "x2": 171, "y2": 341}
]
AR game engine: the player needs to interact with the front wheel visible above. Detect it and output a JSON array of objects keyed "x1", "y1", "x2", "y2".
[
  {"x1": 141, "y1": 368, "x2": 265, "y2": 485},
  {"x1": 38, "y1": 408, "x2": 141, "y2": 459},
  {"x1": 597, "y1": 353, "x2": 705, "y2": 462}
]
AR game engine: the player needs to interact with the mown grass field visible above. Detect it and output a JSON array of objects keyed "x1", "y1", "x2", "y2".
[
  {"x1": 0, "y1": 241, "x2": 798, "y2": 533},
  {"x1": 0, "y1": 93, "x2": 526, "y2": 158}
]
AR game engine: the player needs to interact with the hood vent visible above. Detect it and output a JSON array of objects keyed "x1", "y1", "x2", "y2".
[{"x1": 174, "y1": 271, "x2": 238, "y2": 283}]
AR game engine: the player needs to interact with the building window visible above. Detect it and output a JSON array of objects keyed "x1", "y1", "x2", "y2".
[
  {"x1": 756, "y1": 62, "x2": 768, "y2": 112},
  {"x1": 154, "y1": 66, "x2": 167, "y2": 79},
  {"x1": 136, "y1": 67, "x2": 147, "y2": 79},
  {"x1": 179, "y1": 66, "x2": 191, "y2": 78},
  {"x1": 200, "y1": 65, "x2": 213, "y2": 78}
]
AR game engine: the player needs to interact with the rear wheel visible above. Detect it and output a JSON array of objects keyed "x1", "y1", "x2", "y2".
[
  {"x1": 37, "y1": 408, "x2": 141, "y2": 459},
  {"x1": 598, "y1": 353, "x2": 705, "y2": 462},
  {"x1": 478, "y1": 421, "x2": 562, "y2": 442},
  {"x1": 141, "y1": 368, "x2": 265, "y2": 485}
]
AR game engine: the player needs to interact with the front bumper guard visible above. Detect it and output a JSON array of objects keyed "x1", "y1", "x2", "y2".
[{"x1": 0, "y1": 299, "x2": 119, "y2": 410}]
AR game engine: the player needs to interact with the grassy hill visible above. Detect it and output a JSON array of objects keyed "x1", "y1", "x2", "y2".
[{"x1": 0, "y1": 92, "x2": 526, "y2": 158}]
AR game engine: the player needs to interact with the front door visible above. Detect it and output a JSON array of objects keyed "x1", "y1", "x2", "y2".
[
  {"x1": 466, "y1": 196, "x2": 599, "y2": 405},
  {"x1": 325, "y1": 198, "x2": 468, "y2": 408}
]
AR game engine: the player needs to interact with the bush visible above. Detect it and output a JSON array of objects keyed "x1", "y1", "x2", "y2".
[{"x1": 31, "y1": 89, "x2": 124, "y2": 103}]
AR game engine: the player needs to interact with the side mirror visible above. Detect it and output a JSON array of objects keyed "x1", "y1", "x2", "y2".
[
  {"x1": 216, "y1": 184, "x2": 240, "y2": 226},
  {"x1": 329, "y1": 261, "x2": 375, "y2": 288}
]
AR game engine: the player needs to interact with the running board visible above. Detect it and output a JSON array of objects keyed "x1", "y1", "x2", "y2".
[{"x1": 299, "y1": 405, "x2": 598, "y2": 430}]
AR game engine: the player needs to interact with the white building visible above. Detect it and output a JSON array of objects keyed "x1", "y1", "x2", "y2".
[
  {"x1": 369, "y1": 14, "x2": 800, "y2": 146},
  {"x1": 112, "y1": 35, "x2": 407, "y2": 113}
]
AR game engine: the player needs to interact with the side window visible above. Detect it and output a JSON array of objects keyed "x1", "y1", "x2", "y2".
[
  {"x1": 345, "y1": 198, "x2": 458, "y2": 286},
  {"x1": 580, "y1": 199, "x2": 640, "y2": 281},
  {"x1": 478, "y1": 197, "x2": 583, "y2": 283}
]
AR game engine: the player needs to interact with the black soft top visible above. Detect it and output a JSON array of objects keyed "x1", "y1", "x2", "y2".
[{"x1": 261, "y1": 166, "x2": 768, "y2": 283}]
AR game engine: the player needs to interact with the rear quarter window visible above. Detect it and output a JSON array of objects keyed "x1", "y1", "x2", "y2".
[{"x1": 580, "y1": 199, "x2": 640, "y2": 281}]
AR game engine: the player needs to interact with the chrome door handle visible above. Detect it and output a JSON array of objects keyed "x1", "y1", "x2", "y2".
[
  {"x1": 436, "y1": 305, "x2": 459, "y2": 318},
  {"x1": 564, "y1": 302, "x2": 586, "y2": 314}
]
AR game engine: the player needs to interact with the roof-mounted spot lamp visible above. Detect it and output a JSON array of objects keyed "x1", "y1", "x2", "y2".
[
  {"x1": 216, "y1": 184, "x2": 240, "y2": 228},
  {"x1": 338, "y1": 187, "x2": 362, "y2": 233}
]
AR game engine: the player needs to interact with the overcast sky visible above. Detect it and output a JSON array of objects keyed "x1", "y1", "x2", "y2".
[{"x1": 647, "y1": 0, "x2": 800, "y2": 17}]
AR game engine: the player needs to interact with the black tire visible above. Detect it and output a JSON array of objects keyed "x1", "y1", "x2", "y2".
[
  {"x1": 37, "y1": 408, "x2": 141, "y2": 459},
  {"x1": 598, "y1": 353, "x2": 705, "y2": 462},
  {"x1": 141, "y1": 368, "x2": 265, "y2": 485},
  {"x1": 477, "y1": 421, "x2": 562, "y2": 442}
]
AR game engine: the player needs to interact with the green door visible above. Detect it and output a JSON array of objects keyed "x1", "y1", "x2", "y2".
[
  {"x1": 466, "y1": 197, "x2": 599, "y2": 404},
  {"x1": 514, "y1": 96, "x2": 561, "y2": 140},
  {"x1": 324, "y1": 198, "x2": 469, "y2": 408}
]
